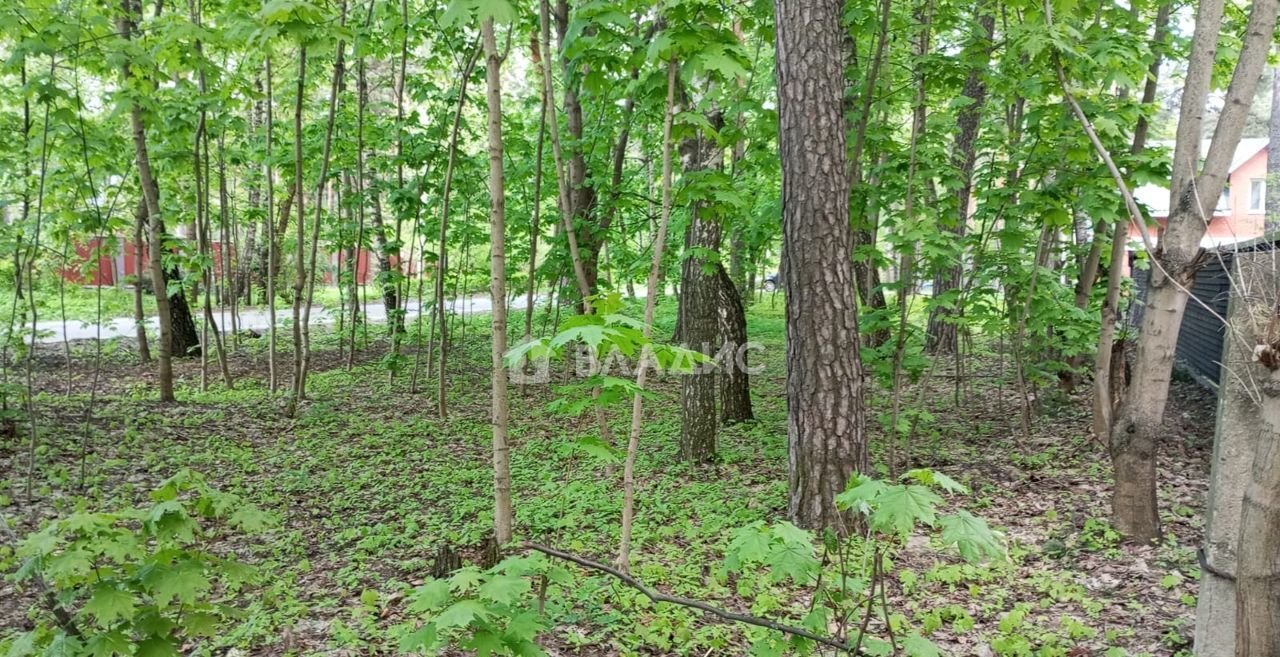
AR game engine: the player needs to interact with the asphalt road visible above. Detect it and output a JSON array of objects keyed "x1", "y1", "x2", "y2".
[{"x1": 30, "y1": 293, "x2": 543, "y2": 343}]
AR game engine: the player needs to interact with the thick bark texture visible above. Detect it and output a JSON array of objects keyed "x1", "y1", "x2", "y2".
[
  {"x1": 678, "y1": 119, "x2": 723, "y2": 464},
  {"x1": 165, "y1": 278, "x2": 200, "y2": 358},
  {"x1": 926, "y1": 4, "x2": 994, "y2": 354},
  {"x1": 1109, "y1": 0, "x2": 1278, "y2": 543},
  {"x1": 775, "y1": 0, "x2": 868, "y2": 532},
  {"x1": 716, "y1": 265, "x2": 753, "y2": 425}
]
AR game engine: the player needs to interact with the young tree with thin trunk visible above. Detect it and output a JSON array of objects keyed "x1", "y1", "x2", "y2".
[
  {"x1": 288, "y1": 44, "x2": 307, "y2": 416},
  {"x1": 523, "y1": 36, "x2": 548, "y2": 353},
  {"x1": 292, "y1": 7, "x2": 348, "y2": 414},
  {"x1": 618, "y1": 56, "x2": 678, "y2": 572},
  {"x1": 1268, "y1": 65, "x2": 1280, "y2": 236},
  {"x1": 131, "y1": 199, "x2": 151, "y2": 362},
  {"x1": 1090, "y1": 2, "x2": 1169, "y2": 439},
  {"x1": 118, "y1": 0, "x2": 176, "y2": 402},
  {"x1": 1107, "y1": 0, "x2": 1277, "y2": 542},
  {"x1": 423, "y1": 48, "x2": 478, "y2": 414},
  {"x1": 265, "y1": 55, "x2": 279, "y2": 393},
  {"x1": 481, "y1": 17, "x2": 513, "y2": 545},
  {"x1": 774, "y1": 0, "x2": 867, "y2": 531}
]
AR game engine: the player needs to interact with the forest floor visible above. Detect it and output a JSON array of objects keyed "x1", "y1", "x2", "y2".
[{"x1": 1, "y1": 300, "x2": 1214, "y2": 657}]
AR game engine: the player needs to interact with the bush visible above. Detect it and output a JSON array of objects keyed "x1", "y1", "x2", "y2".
[{"x1": 2, "y1": 470, "x2": 272, "y2": 657}]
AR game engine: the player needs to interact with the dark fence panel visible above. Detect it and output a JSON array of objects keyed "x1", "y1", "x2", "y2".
[{"x1": 1127, "y1": 237, "x2": 1276, "y2": 388}]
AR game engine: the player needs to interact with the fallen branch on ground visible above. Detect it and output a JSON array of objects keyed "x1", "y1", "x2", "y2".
[{"x1": 522, "y1": 542, "x2": 860, "y2": 653}]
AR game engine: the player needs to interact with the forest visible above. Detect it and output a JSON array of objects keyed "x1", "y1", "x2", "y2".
[{"x1": 2, "y1": 0, "x2": 1280, "y2": 653}]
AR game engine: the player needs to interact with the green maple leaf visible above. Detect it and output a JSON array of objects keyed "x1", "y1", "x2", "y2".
[
  {"x1": 503, "y1": 611, "x2": 545, "y2": 642},
  {"x1": 434, "y1": 599, "x2": 491, "y2": 630},
  {"x1": 478, "y1": 574, "x2": 530, "y2": 605},
  {"x1": 725, "y1": 522, "x2": 770, "y2": 568},
  {"x1": 144, "y1": 560, "x2": 210, "y2": 608},
  {"x1": 46, "y1": 548, "x2": 94, "y2": 581},
  {"x1": 409, "y1": 580, "x2": 451, "y2": 612},
  {"x1": 183, "y1": 611, "x2": 220, "y2": 637},
  {"x1": 84, "y1": 631, "x2": 132, "y2": 657},
  {"x1": 510, "y1": 639, "x2": 547, "y2": 657},
  {"x1": 466, "y1": 630, "x2": 503, "y2": 657},
  {"x1": 939, "y1": 511, "x2": 1005, "y2": 563},
  {"x1": 871, "y1": 485, "x2": 943, "y2": 536},
  {"x1": 835, "y1": 475, "x2": 887, "y2": 513},
  {"x1": 769, "y1": 522, "x2": 813, "y2": 548},
  {"x1": 475, "y1": 0, "x2": 515, "y2": 23},
  {"x1": 136, "y1": 637, "x2": 179, "y2": 657},
  {"x1": 902, "y1": 633, "x2": 942, "y2": 657},
  {"x1": 765, "y1": 539, "x2": 818, "y2": 585},
  {"x1": 84, "y1": 583, "x2": 136, "y2": 627},
  {"x1": 399, "y1": 623, "x2": 438, "y2": 652},
  {"x1": 449, "y1": 567, "x2": 484, "y2": 593}
]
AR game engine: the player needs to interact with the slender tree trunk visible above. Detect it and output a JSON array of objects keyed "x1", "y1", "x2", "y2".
[
  {"x1": 132, "y1": 199, "x2": 151, "y2": 362},
  {"x1": 1268, "y1": 66, "x2": 1280, "y2": 236},
  {"x1": 481, "y1": 18, "x2": 513, "y2": 545},
  {"x1": 775, "y1": 0, "x2": 867, "y2": 532},
  {"x1": 847, "y1": 0, "x2": 892, "y2": 348},
  {"x1": 265, "y1": 56, "x2": 279, "y2": 393},
  {"x1": 618, "y1": 57, "x2": 678, "y2": 572},
  {"x1": 553, "y1": 0, "x2": 601, "y2": 302},
  {"x1": 539, "y1": 0, "x2": 590, "y2": 300},
  {"x1": 190, "y1": 2, "x2": 232, "y2": 389},
  {"x1": 887, "y1": 0, "x2": 932, "y2": 474},
  {"x1": 429, "y1": 48, "x2": 478, "y2": 417},
  {"x1": 288, "y1": 45, "x2": 307, "y2": 415},
  {"x1": 119, "y1": 0, "x2": 175, "y2": 401},
  {"x1": 523, "y1": 35, "x2": 548, "y2": 350},
  {"x1": 293, "y1": 9, "x2": 348, "y2": 412},
  {"x1": 359, "y1": 45, "x2": 399, "y2": 336},
  {"x1": 1108, "y1": 0, "x2": 1277, "y2": 542}
]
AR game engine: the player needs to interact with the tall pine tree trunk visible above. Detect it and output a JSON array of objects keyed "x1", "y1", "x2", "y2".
[{"x1": 775, "y1": 0, "x2": 868, "y2": 532}]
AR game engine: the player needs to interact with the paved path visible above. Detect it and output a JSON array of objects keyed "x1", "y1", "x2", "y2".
[{"x1": 33, "y1": 293, "x2": 543, "y2": 343}]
